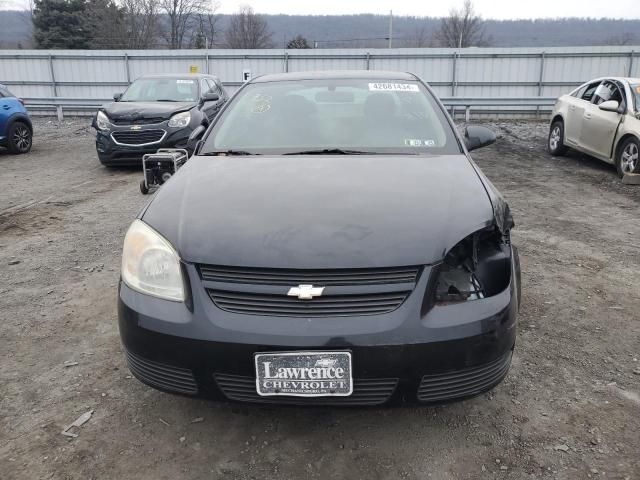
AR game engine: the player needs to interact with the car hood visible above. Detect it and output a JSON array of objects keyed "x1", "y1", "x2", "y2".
[
  {"x1": 141, "y1": 155, "x2": 496, "y2": 268},
  {"x1": 102, "y1": 101, "x2": 195, "y2": 122}
]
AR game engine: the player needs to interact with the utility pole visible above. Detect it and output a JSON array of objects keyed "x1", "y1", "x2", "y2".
[{"x1": 388, "y1": 10, "x2": 393, "y2": 48}]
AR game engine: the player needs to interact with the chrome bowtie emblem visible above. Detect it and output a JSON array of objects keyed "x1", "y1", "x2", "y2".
[
  {"x1": 130, "y1": 125, "x2": 142, "y2": 130},
  {"x1": 287, "y1": 284, "x2": 325, "y2": 300}
]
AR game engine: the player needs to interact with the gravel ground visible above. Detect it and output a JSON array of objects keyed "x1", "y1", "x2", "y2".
[{"x1": 1, "y1": 118, "x2": 639, "y2": 479}]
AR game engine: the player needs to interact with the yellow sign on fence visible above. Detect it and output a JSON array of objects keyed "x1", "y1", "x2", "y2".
[{"x1": 189, "y1": 65, "x2": 198, "y2": 73}]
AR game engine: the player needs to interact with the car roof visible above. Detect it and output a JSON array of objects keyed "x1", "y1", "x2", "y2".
[
  {"x1": 583, "y1": 77, "x2": 640, "y2": 85},
  {"x1": 251, "y1": 70, "x2": 418, "y2": 83},
  {"x1": 137, "y1": 73, "x2": 220, "y2": 81}
]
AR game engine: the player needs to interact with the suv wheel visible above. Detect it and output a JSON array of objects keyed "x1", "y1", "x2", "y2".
[{"x1": 7, "y1": 121, "x2": 32, "y2": 154}]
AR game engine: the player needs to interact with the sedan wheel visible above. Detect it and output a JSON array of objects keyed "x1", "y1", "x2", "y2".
[
  {"x1": 621, "y1": 143, "x2": 638, "y2": 173},
  {"x1": 7, "y1": 122, "x2": 32, "y2": 154},
  {"x1": 616, "y1": 138, "x2": 640, "y2": 177},
  {"x1": 548, "y1": 120, "x2": 567, "y2": 156},
  {"x1": 549, "y1": 127, "x2": 560, "y2": 150}
]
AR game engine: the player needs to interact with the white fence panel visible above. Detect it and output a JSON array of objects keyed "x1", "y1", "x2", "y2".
[{"x1": 0, "y1": 46, "x2": 637, "y2": 118}]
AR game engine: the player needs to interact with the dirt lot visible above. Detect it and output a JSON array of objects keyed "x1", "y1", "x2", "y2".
[{"x1": 1, "y1": 118, "x2": 639, "y2": 480}]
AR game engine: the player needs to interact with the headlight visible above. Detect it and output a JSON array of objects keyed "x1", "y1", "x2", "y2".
[
  {"x1": 435, "y1": 227, "x2": 511, "y2": 304},
  {"x1": 96, "y1": 110, "x2": 110, "y2": 131},
  {"x1": 121, "y1": 220, "x2": 185, "y2": 301},
  {"x1": 168, "y1": 111, "x2": 191, "y2": 128}
]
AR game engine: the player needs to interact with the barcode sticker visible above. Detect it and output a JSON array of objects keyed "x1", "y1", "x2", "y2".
[{"x1": 368, "y1": 83, "x2": 419, "y2": 92}]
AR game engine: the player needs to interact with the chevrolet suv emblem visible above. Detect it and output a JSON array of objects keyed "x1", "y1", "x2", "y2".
[
  {"x1": 130, "y1": 125, "x2": 142, "y2": 130},
  {"x1": 287, "y1": 284, "x2": 325, "y2": 300}
]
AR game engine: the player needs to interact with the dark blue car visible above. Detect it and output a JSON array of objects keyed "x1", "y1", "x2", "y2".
[{"x1": 0, "y1": 84, "x2": 32, "y2": 154}]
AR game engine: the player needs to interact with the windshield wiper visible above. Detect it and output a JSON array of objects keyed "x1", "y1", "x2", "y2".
[
  {"x1": 283, "y1": 148, "x2": 377, "y2": 155},
  {"x1": 155, "y1": 99, "x2": 180, "y2": 102},
  {"x1": 200, "y1": 150, "x2": 259, "y2": 156}
]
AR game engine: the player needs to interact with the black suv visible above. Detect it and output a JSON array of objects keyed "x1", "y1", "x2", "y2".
[{"x1": 92, "y1": 74, "x2": 228, "y2": 166}]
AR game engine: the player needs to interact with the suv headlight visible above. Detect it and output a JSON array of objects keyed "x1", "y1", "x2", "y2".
[
  {"x1": 168, "y1": 111, "x2": 191, "y2": 128},
  {"x1": 121, "y1": 220, "x2": 185, "y2": 301},
  {"x1": 96, "y1": 110, "x2": 110, "y2": 131},
  {"x1": 435, "y1": 227, "x2": 511, "y2": 304}
]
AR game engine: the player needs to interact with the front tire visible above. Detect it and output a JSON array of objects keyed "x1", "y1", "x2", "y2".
[
  {"x1": 7, "y1": 121, "x2": 32, "y2": 154},
  {"x1": 548, "y1": 120, "x2": 567, "y2": 156},
  {"x1": 616, "y1": 137, "x2": 640, "y2": 178}
]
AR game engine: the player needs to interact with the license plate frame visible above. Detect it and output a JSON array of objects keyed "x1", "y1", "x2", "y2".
[{"x1": 254, "y1": 351, "x2": 353, "y2": 397}]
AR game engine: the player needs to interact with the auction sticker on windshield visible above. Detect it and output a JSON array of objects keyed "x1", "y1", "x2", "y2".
[
  {"x1": 255, "y1": 351, "x2": 353, "y2": 397},
  {"x1": 369, "y1": 82, "x2": 419, "y2": 92}
]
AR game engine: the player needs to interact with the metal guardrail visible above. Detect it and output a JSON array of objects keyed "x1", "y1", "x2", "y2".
[{"x1": 24, "y1": 96, "x2": 558, "y2": 121}]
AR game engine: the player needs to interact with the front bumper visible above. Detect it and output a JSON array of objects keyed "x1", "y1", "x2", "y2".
[
  {"x1": 118, "y1": 261, "x2": 518, "y2": 406},
  {"x1": 95, "y1": 126, "x2": 193, "y2": 166}
]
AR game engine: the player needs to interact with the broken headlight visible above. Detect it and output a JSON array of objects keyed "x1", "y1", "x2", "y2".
[
  {"x1": 121, "y1": 220, "x2": 185, "y2": 302},
  {"x1": 435, "y1": 227, "x2": 511, "y2": 304}
]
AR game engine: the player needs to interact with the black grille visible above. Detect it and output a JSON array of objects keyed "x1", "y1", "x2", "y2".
[
  {"x1": 199, "y1": 265, "x2": 420, "y2": 286},
  {"x1": 417, "y1": 352, "x2": 512, "y2": 403},
  {"x1": 125, "y1": 349, "x2": 198, "y2": 395},
  {"x1": 215, "y1": 374, "x2": 398, "y2": 405},
  {"x1": 112, "y1": 117, "x2": 165, "y2": 126},
  {"x1": 112, "y1": 129, "x2": 165, "y2": 145},
  {"x1": 208, "y1": 290, "x2": 410, "y2": 317}
]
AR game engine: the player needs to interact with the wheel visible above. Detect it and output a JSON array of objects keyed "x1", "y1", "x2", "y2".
[
  {"x1": 548, "y1": 120, "x2": 567, "y2": 156},
  {"x1": 616, "y1": 137, "x2": 640, "y2": 178},
  {"x1": 139, "y1": 179, "x2": 149, "y2": 195},
  {"x1": 7, "y1": 121, "x2": 32, "y2": 154}
]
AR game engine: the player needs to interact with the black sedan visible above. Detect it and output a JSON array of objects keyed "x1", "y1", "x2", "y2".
[
  {"x1": 118, "y1": 71, "x2": 520, "y2": 405},
  {"x1": 92, "y1": 74, "x2": 228, "y2": 166}
]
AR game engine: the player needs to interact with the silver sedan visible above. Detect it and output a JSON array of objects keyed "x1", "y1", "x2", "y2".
[{"x1": 548, "y1": 77, "x2": 640, "y2": 177}]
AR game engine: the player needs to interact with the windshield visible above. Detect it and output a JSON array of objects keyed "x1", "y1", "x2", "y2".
[
  {"x1": 120, "y1": 77, "x2": 199, "y2": 102},
  {"x1": 201, "y1": 78, "x2": 460, "y2": 155}
]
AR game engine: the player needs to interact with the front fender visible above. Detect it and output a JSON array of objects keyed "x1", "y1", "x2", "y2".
[{"x1": 7, "y1": 112, "x2": 32, "y2": 132}]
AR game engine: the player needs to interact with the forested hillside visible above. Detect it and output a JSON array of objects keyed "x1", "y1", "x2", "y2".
[{"x1": 0, "y1": 10, "x2": 638, "y2": 49}]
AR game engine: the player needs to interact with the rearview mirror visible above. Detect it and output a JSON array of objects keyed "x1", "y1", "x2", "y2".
[
  {"x1": 187, "y1": 125, "x2": 207, "y2": 154},
  {"x1": 598, "y1": 100, "x2": 620, "y2": 113},
  {"x1": 200, "y1": 92, "x2": 220, "y2": 104},
  {"x1": 113, "y1": 92, "x2": 123, "y2": 102},
  {"x1": 464, "y1": 125, "x2": 496, "y2": 152}
]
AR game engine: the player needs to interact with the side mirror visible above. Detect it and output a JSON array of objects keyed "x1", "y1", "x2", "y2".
[
  {"x1": 464, "y1": 125, "x2": 496, "y2": 152},
  {"x1": 113, "y1": 92, "x2": 123, "y2": 102},
  {"x1": 200, "y1": 92, "x2": 219, "y2": 104},
  {"x1": 187, "y1": 125, "x2": 207, "y2": 154},
  {"x1": 598, "y1": 100, "x2": 620, "y2": 113}
]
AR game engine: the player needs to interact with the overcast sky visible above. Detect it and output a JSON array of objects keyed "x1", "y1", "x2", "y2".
[{"x1": 216, "y1": 0, "x2": 640, "y2": 19}]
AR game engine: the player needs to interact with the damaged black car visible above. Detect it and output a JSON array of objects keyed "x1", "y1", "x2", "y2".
[
  {"x1": 118, "y1": 71, "x2": 520, "y2": 405},
  {"x1": 92, "y1": 74, "x2": 228, "y2": 166}
]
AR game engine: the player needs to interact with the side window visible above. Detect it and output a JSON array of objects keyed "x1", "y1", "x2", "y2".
[
  {"x1": 594, "y1": 81, "x2": 623, "y2": 106},
  {"x1": 206, "y1": 79, "x2": 220, "y2": 96},
  {"x1": 580, "y1": 82, "x2": 601, "y2": 103},
  {"x1": 215, "y1": 80, "x2": 225, "y2": 97},
  {"x1": 200, "y1": 79, "x2": 210, "y2": 97}
]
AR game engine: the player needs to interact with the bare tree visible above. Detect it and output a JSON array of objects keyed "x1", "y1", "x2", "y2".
[
  {"x1": 120, "y1": 0, "x2": 161, "y2": 49},
  {"x1": 160, "y1": 0, "x2": 212, "y2": 49},
  {"x1": 436, "y1": 0, "x2": 487, "y2": 48},
  {"x1": 189, "y1": 0, "x2": 220, "y2": 48},
  {"x1": 224, "y1": 5, "x2": 274, "y2": 49}
]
